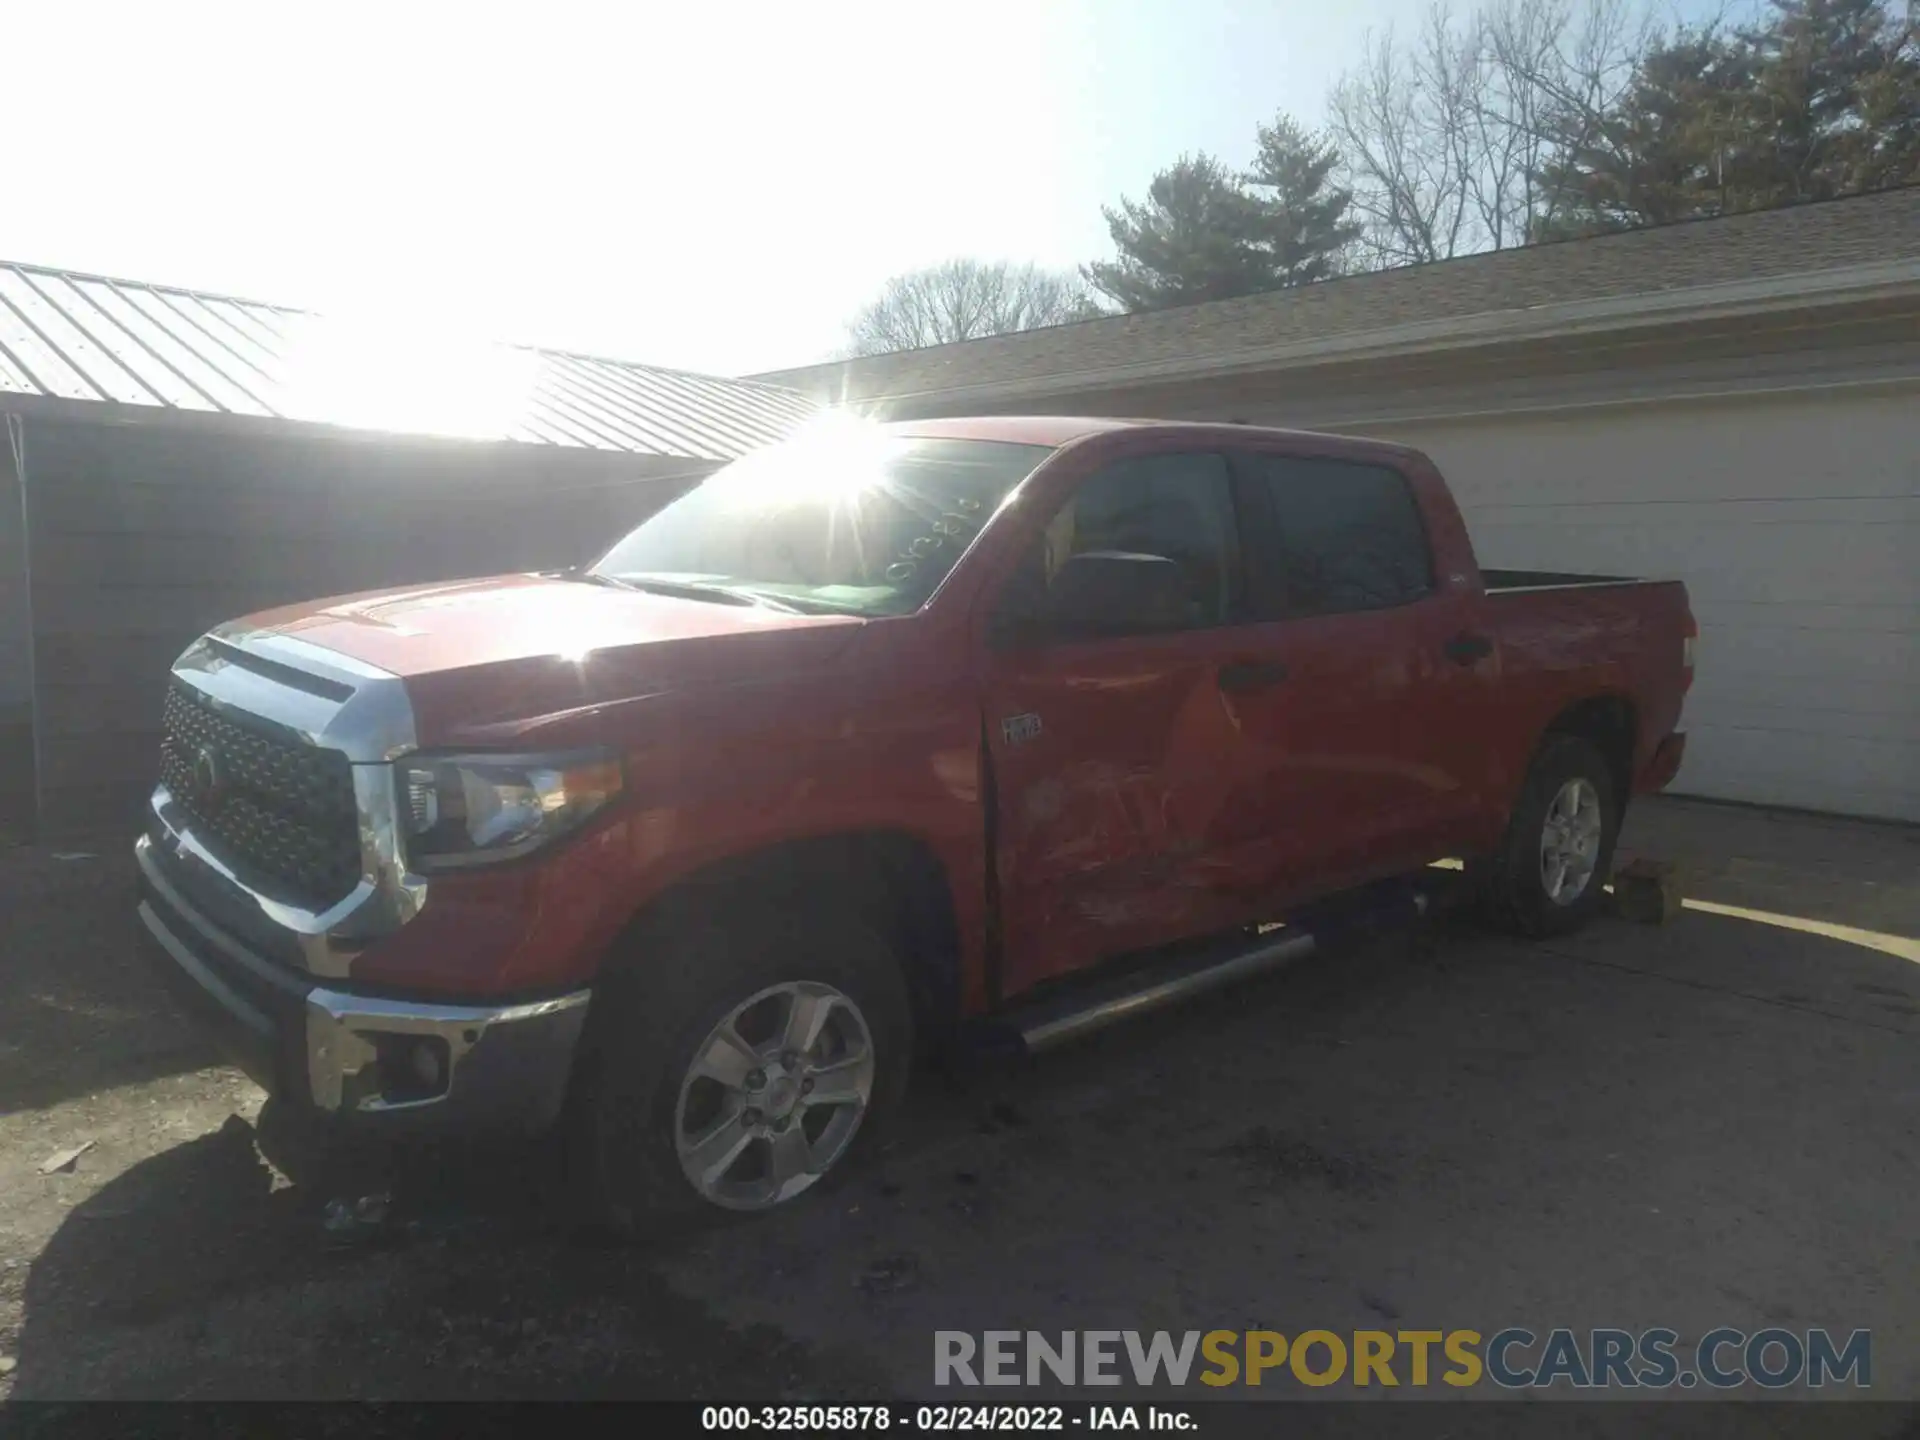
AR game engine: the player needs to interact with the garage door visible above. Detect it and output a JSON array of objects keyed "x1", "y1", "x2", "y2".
[{"x1": 1366, "y1": 387, "x2": 1920, "y2": 822}]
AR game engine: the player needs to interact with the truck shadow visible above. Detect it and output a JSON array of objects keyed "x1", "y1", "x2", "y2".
[
  {"x1": 0, "y1": 841, "x2": 223, "y2": 1116},
  {"x1": 5, "y1": 1102, "x2": 855, "y2": 1399},
  {"x1": 9, "y1": 899, "x2": 1918, "y2": 1402}
]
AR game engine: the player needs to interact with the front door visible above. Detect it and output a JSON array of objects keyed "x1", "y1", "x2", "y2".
[{"x1": 980, "y1": 450, "x2": 1276, "y2": 997}]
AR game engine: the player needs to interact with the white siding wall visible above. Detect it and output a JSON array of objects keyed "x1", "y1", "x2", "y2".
[{"x1": 1354, "y1": 386, "x2": 1920, "y2": 821}]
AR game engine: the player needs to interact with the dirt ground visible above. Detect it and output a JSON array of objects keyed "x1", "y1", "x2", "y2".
[{"x1": 2, "y1": 799, "x2": 1917, "y2": 1430}]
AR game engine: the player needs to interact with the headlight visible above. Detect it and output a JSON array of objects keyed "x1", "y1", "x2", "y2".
[{"x1": 399, "y1": 750, "x2": 623, "y2": 868}]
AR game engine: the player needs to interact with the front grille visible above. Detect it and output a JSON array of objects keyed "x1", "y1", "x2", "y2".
[{"x1": 159, "y1": 684, "x2": 362, "y2": 910}]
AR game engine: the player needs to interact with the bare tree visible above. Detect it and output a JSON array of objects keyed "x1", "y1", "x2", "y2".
[
  {"x1": 1327, "y1": 0, "x2": 1655, "y2": 264},
  {"x1": 1327, "y1": 10, "x2": 1479, "y2": 267},
  {"x1": 1485, "y1": 0, "x2": 1659, "y2": 236},
  {"x1": 1472, "y1": 0, "x2": 1559, "y2": 245},
  {"x1": 843, "y1": 259, "x2": 1103, "y2": 356}
]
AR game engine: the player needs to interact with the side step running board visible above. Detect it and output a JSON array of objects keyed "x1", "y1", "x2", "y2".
[
  {"x1": 1018, "y1": 927, "x2": 1318, "y2": 1053},
  {"x1": 990, "y1": 883, "x2": 1434, "y2": 1057}
]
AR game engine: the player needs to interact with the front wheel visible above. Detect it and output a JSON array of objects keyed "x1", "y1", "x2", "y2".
[
  {"x1": 566, "y1": 898, "x2": 913, "y2": 1234},
  {"x1": 1471, "y1": 734, "x2": 1621, "y2": 937},
  {"x1": 672, "y1": 979, "x2": 879, "y2": 1212}
]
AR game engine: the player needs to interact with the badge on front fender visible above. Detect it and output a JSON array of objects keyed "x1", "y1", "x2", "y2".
[{"x1": 1001, "y1": 713, "x2": 1043, "y2": 747}]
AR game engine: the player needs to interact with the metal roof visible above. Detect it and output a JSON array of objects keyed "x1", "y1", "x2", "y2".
[
  {"x1": 0, "y1": 261, "x2": 818, "y2": 462},
  {"x1": 755, "y1": 185, "x2": 1920, "y2": 405}
]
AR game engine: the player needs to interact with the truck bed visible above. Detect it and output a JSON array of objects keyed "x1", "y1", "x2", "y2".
[
  {"x1": 1482, "y1": 568, "x2": 1649, "y2": 592},
  {"x1": 1471, "y1": 570, "x2": 1694, "y2": 804}
]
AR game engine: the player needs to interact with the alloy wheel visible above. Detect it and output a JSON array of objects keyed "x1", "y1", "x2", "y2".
[
  {"x1": 673, "y1": 980, "x2": 875, "y2": 1211},
  {"x1": 1539, "y1": 776, "x2": 1604, "y2": 906}
]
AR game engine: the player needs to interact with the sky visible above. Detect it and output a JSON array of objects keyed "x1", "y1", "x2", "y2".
[{"x1": 4, "y1": 0, "x2": 1710, "y2": 379}]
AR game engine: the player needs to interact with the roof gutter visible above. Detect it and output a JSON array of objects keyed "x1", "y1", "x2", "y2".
[{"x1": 833, "y1": 258, "x2": 1920, "y2": 409}]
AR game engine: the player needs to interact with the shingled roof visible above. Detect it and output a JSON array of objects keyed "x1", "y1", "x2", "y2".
[{"x1": 754, "y1": 186, "x2": 1920, "y2": 405}]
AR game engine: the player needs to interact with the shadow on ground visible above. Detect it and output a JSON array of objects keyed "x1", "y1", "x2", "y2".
[
  {"x1": 8, "y1": 880, "x2": 1918, "y2": 1426},
  {"x1": 0, "y1": 841, "x2": 219, "y2": 1115},
  {"x1": 9, "y1": 1104, "x2": 892, "y2": 1401}
]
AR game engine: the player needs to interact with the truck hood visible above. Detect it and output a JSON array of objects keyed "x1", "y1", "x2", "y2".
[{"x1": 230, "y1": 573, "x2": 867, "y2": 747}]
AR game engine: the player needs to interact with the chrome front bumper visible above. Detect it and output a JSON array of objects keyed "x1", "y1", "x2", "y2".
[{"x1": 136, "y1": 833, "x2": 590, "y2": 1133}]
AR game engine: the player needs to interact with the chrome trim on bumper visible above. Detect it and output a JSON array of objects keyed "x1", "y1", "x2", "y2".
[
  {"x1": 138, "y1": 835, "x2": 589, "y2": 1133},
  {"x1": 154, "y1": 628, "x2": 429, "y2": 979},
  {"x1": 305, "y1": 987, "x2": 591, "y2": 1123}
]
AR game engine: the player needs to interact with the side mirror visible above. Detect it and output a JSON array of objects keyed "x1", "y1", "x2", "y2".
[{"x1": 999, "y1": 550, "x2": 1189, "y2": 645}]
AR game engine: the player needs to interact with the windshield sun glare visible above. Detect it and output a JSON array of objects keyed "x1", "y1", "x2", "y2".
[{"x1": 590, "y1": 436, "x2": 1051, "y2": 617}]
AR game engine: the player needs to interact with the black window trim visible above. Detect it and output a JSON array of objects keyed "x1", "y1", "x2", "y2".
[{"x1": 1225, "y1": 447, "x2": 1437, "y2": 621}]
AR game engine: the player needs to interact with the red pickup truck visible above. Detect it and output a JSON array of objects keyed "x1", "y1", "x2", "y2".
[{"x1": 135, "y1": 415, "x2": 1693, "y2": 1226}]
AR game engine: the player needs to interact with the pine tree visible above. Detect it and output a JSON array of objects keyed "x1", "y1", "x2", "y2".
[
  {"x1": 1245, "y1": 115, "x2": 1364, "y2": 284},
  {"x1": 1082, "y1": 155, "x2": 1279, "y2": 312},
  {"x1": 1084, "y1": 128, "x2": 1360, "y2": 314},
  {"x1": 1735, "y1": 0, "x2": 1920, "y2": 205},
  {"x1": 1533, "y1": 25, "x2": 1757, "y2": 237},
  {"x1": 1535, "y1": 0, "x2": 1919, "y2": 238}
]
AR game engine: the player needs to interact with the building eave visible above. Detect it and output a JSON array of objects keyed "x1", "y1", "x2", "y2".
[
  {"x1": 826, "y1": 258, "x2": 1920, "y2": 410},
  {"x1": 0, "y1": 391, "x2": 724, "y2": 473}
]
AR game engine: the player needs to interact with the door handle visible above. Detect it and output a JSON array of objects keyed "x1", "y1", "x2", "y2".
[
  {"x1": 1218, "y1": 659, "x2": 1289, "y2": 692},
  {"x1": 1444, "y1": 632, "x2": 1493, "y2": 665}
]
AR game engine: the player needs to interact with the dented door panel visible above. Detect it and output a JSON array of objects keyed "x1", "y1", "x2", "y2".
[{"x1": 984, "y1": 628, "x2": 1273, "y2": 995}]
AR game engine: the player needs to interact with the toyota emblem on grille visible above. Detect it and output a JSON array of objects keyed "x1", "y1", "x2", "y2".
[{"x1": 192, "y1": 744, "x2": 227, "y2": 807}]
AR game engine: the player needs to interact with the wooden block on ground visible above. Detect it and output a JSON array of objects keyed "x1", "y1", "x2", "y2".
[{"x1": 1613, "y1": 857, "x2": 1685, "y2": 925}]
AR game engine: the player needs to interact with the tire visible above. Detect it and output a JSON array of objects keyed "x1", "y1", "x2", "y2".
[
  {"x1": 564, "y1": 889, "x2": 914, "y2": 1236},
  {"x1": 1471, "y1": 733, "x2": 1621, "y2": 938}
]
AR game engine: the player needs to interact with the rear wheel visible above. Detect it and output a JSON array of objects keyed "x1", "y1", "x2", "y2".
[
  {"x1": 566, "y1": 897, "x2": 913, "y2": 1234},
  {"x1": 1472, "y1": 734, "x2": 1620, "y2": 937}
]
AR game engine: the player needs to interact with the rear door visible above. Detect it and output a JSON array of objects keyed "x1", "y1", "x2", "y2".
[
  {"x1": 980, "y1": 450, "x2": 1280, "y2": 996},
  {"x1": 1224, "y1": 448, "x2": 1477, "y2": 892}
]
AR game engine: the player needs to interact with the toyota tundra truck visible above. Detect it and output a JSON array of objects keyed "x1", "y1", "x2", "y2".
[{"x1": 135, "y1": 415, "x2": 1694, "y2": 1225}]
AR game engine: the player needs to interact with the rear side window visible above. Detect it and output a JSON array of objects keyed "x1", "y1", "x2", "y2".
[{"x1": 1239, "y1": 454, "x2": 1433, "y2": 618}]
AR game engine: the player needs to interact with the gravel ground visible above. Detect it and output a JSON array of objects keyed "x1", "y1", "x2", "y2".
[{"x1": 1, "y1": 815, "x2": 1916, "y2": 1433}]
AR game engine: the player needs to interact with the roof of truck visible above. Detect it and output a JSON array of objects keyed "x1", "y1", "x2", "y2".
[
  {"x1": 887, "y1": 415, "x2": 1150, "y2": 446},
  {"x1": 883, "y1": 414, "x2": 1425, "y2": 460}
]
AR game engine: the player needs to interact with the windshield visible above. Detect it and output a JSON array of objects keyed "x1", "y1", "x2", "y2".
[{"x1": 589, "y1": 431, "x2": 1053, "y2": 616}]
